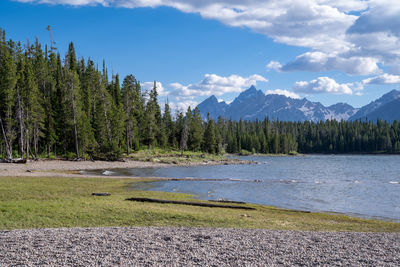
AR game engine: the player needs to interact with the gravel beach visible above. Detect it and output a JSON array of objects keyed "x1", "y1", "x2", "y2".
[{"x1": 1, "y1": 227, "x2": 399, "y2": 266}]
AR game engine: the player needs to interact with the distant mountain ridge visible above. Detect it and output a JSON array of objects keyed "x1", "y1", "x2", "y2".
[
  {"x1": 196, "y1": 86, "x2": 400, "y2": 122},
  {"x1": 361, "y1": 98, "x2": 400, "y2": 123},
  {"x1": 196, "y1": 95, "x2": 228, "y2": 120},
  {"x1": 348, "y1": 89, "x2": 400, "y2": 121}
]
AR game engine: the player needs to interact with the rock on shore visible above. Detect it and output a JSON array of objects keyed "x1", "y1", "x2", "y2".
[{"x1": 1, "y1": 227, "x2": 399, "y2": 266}]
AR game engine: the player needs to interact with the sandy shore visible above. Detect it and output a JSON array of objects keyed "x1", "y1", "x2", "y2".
[
  {"x1": 0, "y1": 159, "x2": 171, "y2": 179},
  {"x1": 0, "y1": 158, "x2": 248, "y2": 179},
  {"x1": 1, "y1": 227, "x2": 399, "y2": 266}
]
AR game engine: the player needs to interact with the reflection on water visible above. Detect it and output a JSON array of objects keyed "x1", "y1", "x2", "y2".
[{"x1": 86, "y1": 155, "x2": 400, "y2": 221}]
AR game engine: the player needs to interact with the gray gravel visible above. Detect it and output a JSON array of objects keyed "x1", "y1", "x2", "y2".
[{"x1": 1, "y1": 227, "x2": 399, "y2": 266}]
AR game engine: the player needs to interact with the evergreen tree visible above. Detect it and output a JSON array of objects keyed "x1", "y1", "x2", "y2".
[
  {"x1": 163, "y1": 101, "x2": 174, "y2": 147},
  {"x1": 180, "y1": 117, "x2": 189, "y2": 156},
  {"x1": 66, "y1": 42, "x2": 77, "y2": 72},
  {"x1": 112, "y1": 74, "x2": 122, "y2": 106},
  {"x1": 144, "y1": 81, "x2": 160, "y2": 149},
  {"x1": 0, "y1": 30, "x2": 17, "y2": 160},
  {"x1": 203, "y1": 117, "x2": 217, "y2": 154},
  {"x1": 122, "y1": 75, "x2": 141, "y2": 154},
  {"x1": 64, "y1": 67, "x2": 93, "y2": 159},
  {"x1": 188, "y1": 107, "x2": 203, "y2": 151},
  {"x1": 22, "y1": 54, "x2": 44, "y2": 159}
]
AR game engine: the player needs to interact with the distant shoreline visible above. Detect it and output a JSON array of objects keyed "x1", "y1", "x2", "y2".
[
  {"x1": 2, "y1": 153, "x2": 400, "y2": 179},
  {"x1": 0, "y1": 157, "x2": 251, "y2": 179},
  {"x1": 234, "y1": 152, "x2": 400, "y2": 158}
]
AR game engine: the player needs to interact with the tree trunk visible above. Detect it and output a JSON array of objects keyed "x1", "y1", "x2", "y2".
[
  {"x1": 25, "y1": 128, "x2": 30, "y2": 160},
  {"x1": 180, "y1": 120, "x2": 188, "y2": 157},
  {"x1": 126, "y1": 125, "x2": 130, "y2": 155},
  {"x1": 70, "y1": 79, "x2": 80, "y2": 159},
  {"x1": 0, "y1": 115, "x2": 12, "y2": 160},
  {"x1": 16, "y1": 91, "x2": 25, "y2": 159},
  {"x1": 101, "y1": 91, "x2": 112, "y2": 145},
  {"x1": 72, "y1": 109, "x2": 80, "y2": 159},
  {"x1": 33, "y1": 126, "x2": 38, "y2": 159},
  {"x1": 125, "y1": 97, "x2": 131, "y2": 155}
]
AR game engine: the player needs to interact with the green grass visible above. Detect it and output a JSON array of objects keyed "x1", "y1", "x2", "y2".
[
  {"x1": 0, "y1": 177, "x2": 399, "y2": 232},
  {"x1": 126, "y1": 148, "x2": 229, "y2": 164}
]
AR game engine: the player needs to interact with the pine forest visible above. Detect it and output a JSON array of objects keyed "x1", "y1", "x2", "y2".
[{"x1": 1, "y1": 28, "x2": 400, "y2": 161}]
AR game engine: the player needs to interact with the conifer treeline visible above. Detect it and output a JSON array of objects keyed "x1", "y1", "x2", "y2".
[
  {"x1": 223, "y1": 119, "x2": 400, "y2": 154},
  {"x1": 1, "y1": 29, "x2": 399, "y2": 160},
  {"x1": 0, "y1": 29, "x2": 168, "y2": 160}
]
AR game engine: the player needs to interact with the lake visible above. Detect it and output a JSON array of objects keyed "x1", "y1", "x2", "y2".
[{"x1": 88, "y1": 155, "x2": 400, "y2": 221}]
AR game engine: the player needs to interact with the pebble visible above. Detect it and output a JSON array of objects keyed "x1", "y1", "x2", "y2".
[{"x1": 0, "y1": 227, "x2": 399, "y2": 266}]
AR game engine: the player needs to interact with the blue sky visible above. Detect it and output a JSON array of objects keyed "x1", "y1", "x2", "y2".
[{"x1": 1, "y1": 0, "x2": 400, "y2": 111}]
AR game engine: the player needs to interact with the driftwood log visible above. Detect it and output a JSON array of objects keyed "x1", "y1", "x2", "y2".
[
  {"x1": 125, "y1": 197, "x2": 255, "y2": 210},
  {"x1": 208, "y1": 199, "x2": 247, "y2": 204},
  {"x1": 0, "y1": 158, "x2": 27, "y2": 164},
  {"x1": 92, "y1": 193, "x2": 111, "y2": 196}
]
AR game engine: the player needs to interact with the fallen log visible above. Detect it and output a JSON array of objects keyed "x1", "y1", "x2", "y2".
[
  {"x1": 208, "y1": 199, "x2": 247, "y2": 204},
  {"x1": 125, "y1": 197, "x2": 255, "y2": 210},
  {"x1": 0, "y1": 158, "x2": 27, "y2": 164},
  {"x1": 92, "y1": 192, "x2": 111, "y2": 196}
]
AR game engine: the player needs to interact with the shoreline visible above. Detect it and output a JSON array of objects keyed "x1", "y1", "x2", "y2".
[
  {"x1": 2, "y1": 152, "x2": 399, "y2": 179},
  {"x1": 130, "y1": 181, "x2": 400, "y2": 223},
  {"x1": 1, "y1": 157, "x2": 399, "y2": 226},
  {"x1": 0, "y1": 157, "x2": 250, "y2": 179}
]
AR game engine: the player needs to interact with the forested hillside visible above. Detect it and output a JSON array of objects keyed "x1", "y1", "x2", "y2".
[{"x1": 1, "y1": 28, "x2": 400, "y2": 160}]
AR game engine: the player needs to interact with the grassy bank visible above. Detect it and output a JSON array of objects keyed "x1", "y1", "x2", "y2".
[
  {"x1": 0, "y1": 177, "x2": 399, "y2": 232},
  {"x1": 127, "y1": 149, "x2": 238, "y2": 164}
]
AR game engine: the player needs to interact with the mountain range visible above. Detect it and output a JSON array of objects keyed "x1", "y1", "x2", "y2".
[{"x1": 196, "y1": 86, "x2": 400, "y2": 122}]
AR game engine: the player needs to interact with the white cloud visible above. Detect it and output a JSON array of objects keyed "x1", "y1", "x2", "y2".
[
  {"x1": 292, "y1": 77, "x2": 353, "y2": 95},
  {"x1": 345, "y1": 0, "x2": 400, "y2": 73},
  {"x1": 17, "y1": 0, "x2": 357, "y2": 53},
  {"x1": 168, "y1": 100, "x2": 199, "y2": 113},
  {"x1": 281, "y1": 52, "x2": 381, "y2": 75},
  {"x1": 363, "y1": 73, "x2": 400, "y2": 85},
  {"x1": 145, "y1": 73, "x2": 267, "y2": 112},
  {"x1": 140, "y1": 81, "x2": 168, "y2": 96},
  {"x1": 18, "y1": 0, "x2": 400, "y2": 76},
  {"x1": 265, "y1": 89, "x2": 300, "y2": 99},
  {"x1": 319, "y1": 0, "x2": 367, "y2": 13},
  {"x1": 169, "y1": 73, "x2": 267, "y2": 97},
  {"x1": 266, "y1": 61, "x2": 282, "y2": 72}
]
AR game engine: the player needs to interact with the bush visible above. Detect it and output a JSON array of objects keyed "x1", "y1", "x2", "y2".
[{"x1": 239, "y1": 149, "x2": 252, "y2": 156}]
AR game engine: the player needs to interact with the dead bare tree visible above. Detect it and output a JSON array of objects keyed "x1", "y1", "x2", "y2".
[
  {"x1": 180, "y1": 119, "x2": 189, "y2": 156},
  {"x1": 0, "y1": 115, "x2": 12, "y2": 161}
]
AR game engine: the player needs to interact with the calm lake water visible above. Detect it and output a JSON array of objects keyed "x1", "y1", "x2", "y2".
[{"x1": 88, "y1": 155, "x2": 400, "y2": 221}]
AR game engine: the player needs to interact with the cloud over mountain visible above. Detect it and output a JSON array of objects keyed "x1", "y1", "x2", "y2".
[
  {"x1": 265, "y1": 89, "x2": 300, "y2": 99},
  {"x1": 293, "y1": 77, "x2": 353, "y2": 95},
  {"x1": 168, "y1": 73, "x2": 267, "y2": 98},
  {"x1": 144, "y1": 73, "x2": 267, "y2": 111}
]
